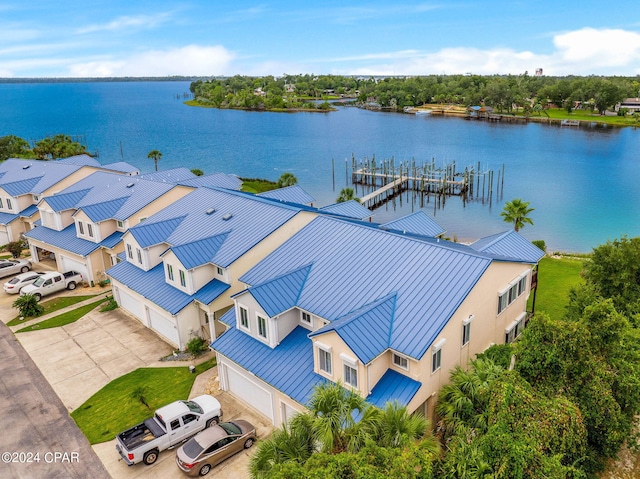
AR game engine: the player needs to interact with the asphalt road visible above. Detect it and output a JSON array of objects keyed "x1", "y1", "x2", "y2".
[{"x1": 0, "y1": 320, "x2": 111, "y2": 479}]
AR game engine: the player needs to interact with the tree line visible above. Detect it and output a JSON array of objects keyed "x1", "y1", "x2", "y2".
[
  {"x1": 191, "y1": 73, "x2": 640, "y2": 114},
  {"x1": 0, "y1": 134, "x2": 88, "y2": 162}
]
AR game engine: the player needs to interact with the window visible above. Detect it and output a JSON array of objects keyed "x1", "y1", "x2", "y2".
[
  {"x1": 517, "y1": 275, "x2": 527, "y2": 295},
  {"x1": 239, "y1": 307, "x2": 249, "y2": 329},
  {"x1": 392, "y1": 353, "x2": 408, "y2": 370},
  {"x1": 257, "y1": 315, "x2": 267, "y2": 338},
  {"x1": 179, "y1": 270, "x2": 186, "y2": 287},
  {"x1": 318, "y1": 347, "x2": 332, "y2": 375},
  {"x1": 431, "y1": 339, "x2": 446, "y2": 373},
  {"x1": 167, "y1": 264, "x2": 174, "y2": 281},
  {"x1": 498, "y1": 273, "x2": 529, "y2": 314},
  {"x1": 301, "y1": 311, "x2": 312, "y2": 325},
  {"x1": 216, "y1": 266, "x2": 223, "y2": 276},
  {"x1": 182, "y1": 414, "x2": 197, "y2": 425},
  {"x1": 507, "y1": 283, "x2": 518, "y2": 304},
  {"x1": 87, "y1": 223, "x2": 94, "y2": 238},
  {"x1": 136, "y1": 248, "x2": 142, "y2": 265},
  {"x1": 126, "y1": 244, "x2": 133, "y2": 259},
  {"x1": 344, "y1": 363, "x2": 358, "y2": 388},
  {"x1": 117, "y1": 220, "x2": 124, "y2": 228},
  {"x1": 33, "y1": 195, "x2": 39, "y2": 201},
  {"x1": 170, "y1": 419, "x2": 180, "y2": 431},
  {"x1": 0, "y1": 198, "x2": 3, "y2": 209},
  {"x1": 78, "y1": 221, "x2": 84, "y2": 235},
  {"x1": 497, "y1": 291, "x2": 508, "y2": 314},
  {"x1": 505, "y1": 313, "x2": 527, "y2": 344},
  {"x1": 6, "y1": 198, "x2": 12, "y2": 210},
  {"x1": 462, "y1": 315, "x2": 474, "y2": 347}
]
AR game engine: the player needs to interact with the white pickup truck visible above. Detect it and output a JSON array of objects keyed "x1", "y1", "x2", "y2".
[
  {"x1": 116, "y1": 395, "x2": 223, "y2": 466},
  {"x1": 20, "y1": 270, "x2": 83, "y2": 301}
]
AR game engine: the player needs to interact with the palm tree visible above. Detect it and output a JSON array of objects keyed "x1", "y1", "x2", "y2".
[
  {"x1": 336, "y1": 187, "x2": 360, "y2": 203},
  {"x1": 147, "y1": 149, "x2": 162, "y2": 171},
  {"x1": 500, "y1": 198, "x2": 534, "y2": 232},
  {"x1": 374, "y1": 401, "x2": 432, "y2": 449},
  {"x1": 276, "y1": 172, "x2": 298, "y2": 188}
]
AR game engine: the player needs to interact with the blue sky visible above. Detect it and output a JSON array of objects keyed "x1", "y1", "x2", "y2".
[{"x1": 2, "y1": 1, "x2": 640, "y2": 77}]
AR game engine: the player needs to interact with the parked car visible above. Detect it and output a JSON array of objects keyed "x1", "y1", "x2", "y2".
[
  {"x1": 116, "y1": 395, "x2": 223, "y2": 466},
  {"x1": 0, "y1": 258, "x2": 32, "y2": 279},
  {"x1": 3, "y1": 271, "x2": 45, "y2": 294},
  {"x1": 175, "y1": 420, "x2": 256, "y2": 476},
  {"x1": 20, "y1": 271, "x2": 83, "y2": 301}
]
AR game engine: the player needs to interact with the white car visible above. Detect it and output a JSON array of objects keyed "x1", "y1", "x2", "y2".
[
  {"x1": 0, "y1": 259, "x2": 32, "y2": 279},
  {"x1": 3, "y1": 271, "x2": 45, "y2": 294}
]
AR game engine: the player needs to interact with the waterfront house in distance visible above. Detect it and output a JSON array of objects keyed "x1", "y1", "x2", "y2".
[
  {"x1": 0, "y1": 155, "x2": 138, "y2": 246},
  {"x1": 212, "y1": 216, "x2": 544, "y2": 425},
  {"x1": 615, "y1": 97, "x2": 640, "y2": 113}
]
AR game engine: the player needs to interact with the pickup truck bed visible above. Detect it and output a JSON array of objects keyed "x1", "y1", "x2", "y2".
[{"x1": 117, "y1": 418, "x2": 166, "y2": 451}]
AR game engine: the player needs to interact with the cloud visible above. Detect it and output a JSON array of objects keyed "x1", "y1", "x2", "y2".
[
  {"x1": 553, "y1": 28, "x2": 640, "y2": 66},
  {"x1": 67, "y1": 45, "x2": 235, "y2": 77},
  {"x1": 76, "y1": 12, "x2": 174, "y2": 34}
]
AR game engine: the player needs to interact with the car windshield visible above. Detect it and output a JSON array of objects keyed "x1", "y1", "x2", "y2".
[
  {"x1": 182, "y1": 400, "x2": 204, "y2": 414},
  {"x1": 218, "y1": 422, "x2": 242, "y2": 436},
  {"x1": 182, "y1": 437, "x2": 204, "y2": 459},
  {"x1": 32, "y1": 277, "x2": 46, "y2": 287}
]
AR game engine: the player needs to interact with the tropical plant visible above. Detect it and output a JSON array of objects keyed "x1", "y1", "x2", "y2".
[
  {"x1": 500, "y1": 198, "x2": 534, "y2": 232},
  {"x1": 276, "y1": 172, "x2": 298, "y2": 188},
  {"x1": 0, "y1": 135, "x2": 32, "y2": 161},
  {"x1": 130, "y1": 385, "x2": 150, "y2": 409},
  {"x1": 336, "y1": 187, "x2": 360, "y2": 203},
  {"x1": 33, "y1": 134, "x2": 87, "y2": 160},
  {"x1": 186, "y1": 336, "x2": 208, "y2": 357},
  {"x1": 147, "y1": 149, "x2": 162, "y2": 171},
  {"x1": 12, "y1": 294, "x2": 44, "y2": 318},
  {"x1": 6, "y1": 241, "x2": 24, "y2": 258},
  {"x1": 190, "y1": 168, "x2": 204, "y2": 176}
]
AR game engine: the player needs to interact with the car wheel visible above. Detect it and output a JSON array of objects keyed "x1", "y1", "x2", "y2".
[
  {"x1": 20, "y1": 266, "x2": 29, "y2": 273},
  {"x1": 67, "y1": 281, "x2": 76, "y2": 290},
  {"x1": 206, "y1": 417, "x2": 219, "y2": 428},
  {"x1": 244, "y1": 437, "x2": 254, "y2": 449},
  {"x1": 199, "y1": 464, "x2": 212, "y2": 476},
  {"x1": 33, "y1": 293, "x2": 41, "y2": 302},
  {"x1": 142, "y1": 449, "x2": 159, "y2": 465}
]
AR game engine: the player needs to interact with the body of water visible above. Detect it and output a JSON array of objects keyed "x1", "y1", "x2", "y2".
[{"x1": 1, "y1": 80, "x2": 638, "y2": 253}]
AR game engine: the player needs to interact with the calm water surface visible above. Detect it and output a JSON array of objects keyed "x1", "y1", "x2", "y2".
[{"x1": 1, "y1": 81, "x2": 638, "y2": 253}]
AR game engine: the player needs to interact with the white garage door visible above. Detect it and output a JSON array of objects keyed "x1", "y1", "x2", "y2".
[
  {"x1": 224, "y1": 363, "x2": 274, "y2": 422},
  {"x1": 60, "y1": 255, "x2": 89, "y2": 281},
  {"x1": 116, "y1": 287, "x2": 144, "y2": 321},
  {"x1": 147, "y1": 307, "x2": 179, "y2": 347},
  {"x1": 0, "y1": 229, "x2": 9, "y2": 247}
]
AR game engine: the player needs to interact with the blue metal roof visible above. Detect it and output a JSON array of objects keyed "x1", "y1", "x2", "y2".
[
  {"x1": 55, "y1": 154, "x2": 101, "y2": 167},
  {"x1": 1, "y1": 176, "x2": 44, "y2": 196},
  {"x1": 25, "y1": 224, "x2": 102, "y2": 256},
  {"x1": 179, "y1": 173, "x2": 242, "y2": 190},
  {"x1": 246, "y1": 264, "x2": 312, "y2": 317},
  {"x1": 258, "y1": 185, "x2": 316, "y2": 205},
  {"x1": 79, "y1": 196, "x2": 129, "y2": 222},
  {"x1": 0, "y1": 158, "x2": 85, "y2": 195},
  {"x1": 212, "y1": 325, "x2": 327, "y2": 406},
  {"x1": 366, "y1": 369, "x2": 421, "y2": 409},
  {"x1": 107, "y1": 261, "x2": 229, "y2": 314},
  {"x1": 470, "y1": 231, "x2": 545, "y2": 264},
  {"x1": 168, "y1": 232, "x2": 230, "y2": 270},
  {"x1": 101, "y1": 162, "x2": 140, "y2": 174},
  {"x1": 309, "y1": 292, "x2": 396, "y2": 364},
  {"x1": 0, "y1": 211, "x2": 18, "y2": 225},
  {"x1": 137, "y1": 168, "x2": 196, "y2": 183},
  {"x1": 319, "y1": 200, "x2": 372, "y2": 220},
  {"x1": 44, "y1": 189, "x2": 92, "y2": 212},
  {"x1": 19, "y1": 204, "x2": 39, "y2": 218},
  {"x1": 128, "y1": 216, "x2": 187, "y2": 248},
  {"x1": 380, "y1": 211, "x2": 445, "y2": 237},
  {"x1": 127, "y1": 187, "x2": 302, "y2": 267},
  {"x1": 239, "y1": 216, "x2": 493, "y2": 360}
]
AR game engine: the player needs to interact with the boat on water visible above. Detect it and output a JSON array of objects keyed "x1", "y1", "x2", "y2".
[{"x1": 415, "y1": 109, "x2": 432, "y2": 115}]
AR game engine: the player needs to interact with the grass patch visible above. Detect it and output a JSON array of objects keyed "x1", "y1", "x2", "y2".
[
  {"x1": 16, "y1": 298, "x2": 107, "y2": 332},
  {"x1": 528, "y1": 256, "x2": 585, "y2": 320},
  {"x1": 240, "y1": 177, "x2": 278, "y2": 194},
  {"x1": 7, "y1": 294, "x2": 98, "y2": 326},
  {"x1": 71, "y1": 358, "x2": 217, "y2": 444}
]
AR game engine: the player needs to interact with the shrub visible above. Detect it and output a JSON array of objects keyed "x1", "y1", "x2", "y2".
[
  {"x1": 6, "y1": 241, "x2": 24, "y2": 258},
  {"x1": 532, "y1": 239, "x2": 547, "y2": 253},
  {"x1": 99, "y1": 296, "x2": 119, "y2": 312},
  {"x1": 186, "y1": 336, "x2": 208, "y2": 357},
  {"x1": 13, "y1": 294, "x2": 44, "y2": 318}
]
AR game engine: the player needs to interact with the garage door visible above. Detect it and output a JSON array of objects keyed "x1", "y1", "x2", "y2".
[
  {"x1": 147, "y1": 307, "x2": 179, "y2": 347},
  {"x1": 116, "y1": 287, "x2": 144, "y2": 321},
  {"x1": 60, "y1": 255, "x2": 89, "y2": 281},
  {"x1": 223, "y1": 362, "x2": 274, "y2": 422},
  {"x1": 0, "y1": 229, "x2": 9, "y2": 247}
]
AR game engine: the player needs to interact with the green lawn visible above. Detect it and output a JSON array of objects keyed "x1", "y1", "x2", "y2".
[
  {"x1": 240, "y1": 177, "x2": 279, "y2": 193},
  {"x1": 528, "y1": 256, "x2": 585, "y2": 320},
  {"x1": 16, "y1": 298, "x2": 107, "y2": 332},
  {"x1": 7, "y1": 294, "x2": 99, "y2": 326},
  {"x1": 511, "y1": 108, "x2": 639, "y2": 127},
  {"x1": 71, "y1": 358, "x2": 216, "y2": 444}
]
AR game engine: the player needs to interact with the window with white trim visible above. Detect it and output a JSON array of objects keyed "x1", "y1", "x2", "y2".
[
  {"x1": 505, "y1": 312, "x2": 527, "y2": 344},
  {"x1": 0, "y1": 198, "x2": 4, "y2": 209},
  {"x1": 257, "y1": 315, "x2": 267, "y2": 339},
  {"x1": 117, "y1": 220, "x2": 124, "y2": 229},
  {"x1": 179, "y1": 269, "x2": 186, "y2": 287},
  {"x1": 497, "y1": 272, "x2": 529, "y2": 315},
  {"x1": 239, "y1": 306, "x2": 249, "y2": 329},
  {"x1": 318, "y1": 346, "x2": 332, "y2": 375},
  {"x1": 301, "y1": 311, "x2": 312, "y2": 325},
  {"x1": 126, "y1": 244, "x2": 133, "y2": 260},
  {"x1": 431, "y1": 338, "x2": 446, "y2": 373},
  {"x1": 344, "y1": 363, "x2": 358, "y2": 388},
  {"x1": 216, "y1": 266, "x2": 223, "y2": 276},
  {"x1": 517, "y1": 275, "x2": 527, "y2": 296},
  {"x1": 6, "y1": 198, "x2": 12, "y2": 210},
  {"x1": 136, "y1": 248, "x2": 143, "y2": 265},
  {"x1": 392, "y1": 353, "x2": 408, "y2": 370},
  {"x1": 87, "y1": 223, "x2": 94, "y2": 238},
  {"x1": 167, "y1": 264, "x2": 174, "y2": 281},
  {"x1": 462, "y1": 315, "x2": 474, "y2": 347},
  {"x1": 78, "y1": 221, "x2": 84, "y2": 235}
]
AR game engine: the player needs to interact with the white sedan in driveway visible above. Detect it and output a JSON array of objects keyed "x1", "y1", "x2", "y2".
[
  {"x1": 4, "y1": 271, "x2": 45, "y2": 294},
  {"x1": 0, "y1": 259, "x2": 32, "y2": 279}
]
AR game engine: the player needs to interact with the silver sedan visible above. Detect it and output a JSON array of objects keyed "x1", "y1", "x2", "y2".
[
  {"x1": 0, "y1": 259, "x2": 32, "y2": 279},
  {"x1": 4, "y1": 271, "x2": 45, "y2": 294}
]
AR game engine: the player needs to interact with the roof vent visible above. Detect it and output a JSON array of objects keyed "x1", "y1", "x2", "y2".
[
  {"x1": 126, "y1": 182, "x2": 134, "y2": 188},
  {"x1": 206, "y1": 208, "x2": 216, "y2": 215},
  {"x1": 22, "y1": 164, "x2": 31, "y2": 169},
  {"x1": 222, "y1": 213, "x2": 233, "y2": 220}
]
